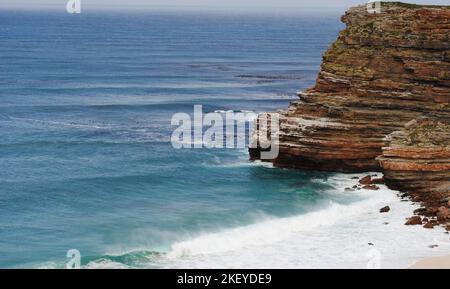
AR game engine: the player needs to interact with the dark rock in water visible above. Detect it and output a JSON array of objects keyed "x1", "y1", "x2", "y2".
[
  {"x1": 405, "y1": 216, "x2": 422, "y2": 226},
  {"x1": 359, "y1": 175, "x2": 372, "y2": 185},
  {"x1": 363, "y1": 185, "x2": 380, "y2": 191},
  {"x1": 423, "y1": 222, "x2": 434, "y2": 229},
  {"x1": 368, "y1": 243, "x2": 374, "y2": 246},
  {"x1": 446, "y1": 224, "x2": 450, "y2": 231},
  {"x1": 371, "y1": 177, "x2": 385, "y2": 185},
  {"x1": 414, "y1": 208, "x2": 427, "y2": 215},
  {"x1": 345, "y1": 188, "x2": 355, "y2": 192},
  {"x1": 429, "y1": 245, "x2": 439, "y2": 249},
  {"x1": 380, "y1": 206, "x2": 390, "y2": 213}
]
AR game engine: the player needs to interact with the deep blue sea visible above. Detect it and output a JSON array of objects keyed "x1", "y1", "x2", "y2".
[{"x1": 1, "y1": 10, "x2": 447, "y2": 269}]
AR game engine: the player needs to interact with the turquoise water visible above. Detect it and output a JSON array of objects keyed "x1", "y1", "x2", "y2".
[{"x1": 0, "y1": 10, "x2": 352, "y2": 268}]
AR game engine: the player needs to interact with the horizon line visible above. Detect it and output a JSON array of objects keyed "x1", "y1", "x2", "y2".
[{"x1": 0, "y1": 4, "x2": 351, "y2": 14}]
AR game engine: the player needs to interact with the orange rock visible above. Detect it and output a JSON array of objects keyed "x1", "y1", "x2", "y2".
[
  {"x1": 405, "y1": 216, "x2": 423, "y2": 226},
  {"x1": 437, "y1": 207, "x2": 450, "y2": 223},
  {"x1": 359, "y1": 175, "x2": 372, "y2": 185}
]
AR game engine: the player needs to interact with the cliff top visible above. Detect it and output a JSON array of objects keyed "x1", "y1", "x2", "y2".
[
  {"x1": 338, "y1": 2, "x2": 450, "y2": 50},
  {"x1": 387, "y1": 2, "x2": 450, "y2": 9},
  {"x1": 347, "y1": 1, "x2": 450, "y2": 16},
  {"x1": 362, "y1": 1, "x2": 450, "y2": 10}
]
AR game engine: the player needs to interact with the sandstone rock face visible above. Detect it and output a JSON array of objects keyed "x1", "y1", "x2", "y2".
[
  {"x1": 251, "y1": 3, "x2": 450, "y2": 172},
  {"x1": 378, "y1": 119, "x2": 450, "y2": 194},
  {"x1": 378, "y1": 118, "x2": 449, "y2": 224}
]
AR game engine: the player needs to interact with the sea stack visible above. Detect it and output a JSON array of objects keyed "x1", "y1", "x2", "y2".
[{"x1": 250, "y1": 2, "x2": 450, "y2": 172}]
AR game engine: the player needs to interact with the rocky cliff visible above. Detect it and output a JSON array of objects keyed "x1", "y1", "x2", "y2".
[
  {"x1": 250, "y1": 2, "x2": 450, "y2": 172},
  {"x1": 379, "y1": 118, "x2": 450, "y2": 193},
  {"x1": 378, "y1": 118, "x2": 450, "y2": 227}
]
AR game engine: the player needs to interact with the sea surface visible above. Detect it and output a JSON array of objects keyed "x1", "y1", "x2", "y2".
[{"x1": 0, "y1": 10, "x2": 448, "y2": 269}]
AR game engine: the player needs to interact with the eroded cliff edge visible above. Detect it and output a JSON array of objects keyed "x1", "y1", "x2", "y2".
[
  {"x1": 251, "y1": 2, "x2": 450, "y2": 172},
  {"x1": 378, "y1": 118, "x2": 450, "y2": 228}
]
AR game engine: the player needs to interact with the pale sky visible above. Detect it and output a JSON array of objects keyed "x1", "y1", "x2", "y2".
[{"x1": 1, "y1": 0, "x2": 449, "y2": 12}]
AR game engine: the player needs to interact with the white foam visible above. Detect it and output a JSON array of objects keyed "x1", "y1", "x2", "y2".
[
  {"x1": 166, "y1": 177, "x2": 387, "y2": 259},
  {"x1": 57, "y1": 172, "x2": 448, "y2": 269},
  {"x1": 167, "y1": 202, "x2": 375, "y2": 259},
  {"x1": 206, "y1": 159, "x2": 275, "y2": 169},
  {"x1": 8, "y1": 117, "x2": 110, "y2": 130},
  {"x1": 159, "y1": 174, "x2": 450, "y2": 269},
  {"x1": 84, "y1": 259, "x2": 131, "y2": 269}
]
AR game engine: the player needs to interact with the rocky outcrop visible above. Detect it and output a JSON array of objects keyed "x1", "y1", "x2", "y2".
[
  {"x1": 378, "y1": 118, "x2": 450, "y2": 193},
  {"x1": 378, "y1": 118, "x2": 450, "y2": 225},
  {"x1": 250, "y1": 2, "x2": 450, "y2": 172}
]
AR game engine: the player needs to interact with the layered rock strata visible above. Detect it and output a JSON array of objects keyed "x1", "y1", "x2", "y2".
[
  {"x1": 378, "y1": 118, "x2": 450, "y2": 226},
  {"x1": 250, "y1": 2, "x2": 450, "y2": 172},
  {"x1": 378, "y1": 118, "x2": 450, "y2": 193}
]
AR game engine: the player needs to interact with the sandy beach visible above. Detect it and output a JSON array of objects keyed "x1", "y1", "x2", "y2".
[{"x1": 410, "y1": 255, "x2": 450, "y2": 269}]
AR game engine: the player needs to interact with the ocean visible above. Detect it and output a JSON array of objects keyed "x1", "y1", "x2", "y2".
[{"x1": 0, "y1": 9, "x2": 448, "y2": 269}]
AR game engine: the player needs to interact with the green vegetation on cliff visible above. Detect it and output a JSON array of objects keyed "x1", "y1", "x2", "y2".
[
  {"x1": 394, "y1": 119, "x2": 450, "y2": 148},
  {"x1": 383, "y1": 2, "x2": 450, "y2": 9}
]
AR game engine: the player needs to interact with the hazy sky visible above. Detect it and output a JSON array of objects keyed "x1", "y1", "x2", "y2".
[{"x1": 1, "y1": 0, "x2": 449, "y2": 12}]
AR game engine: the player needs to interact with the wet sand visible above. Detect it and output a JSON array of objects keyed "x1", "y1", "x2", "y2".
[{"x1": 410, "y1": 255, "x2": 450, "y2": 269}]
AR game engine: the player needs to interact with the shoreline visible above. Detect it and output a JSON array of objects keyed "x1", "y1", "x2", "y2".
[
  {"x1": 410, "y1": 255, "x2": 450, "y2": 269},
  {"x1": 88, "y1": 172, "x2": 450, "y2": 269}
]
